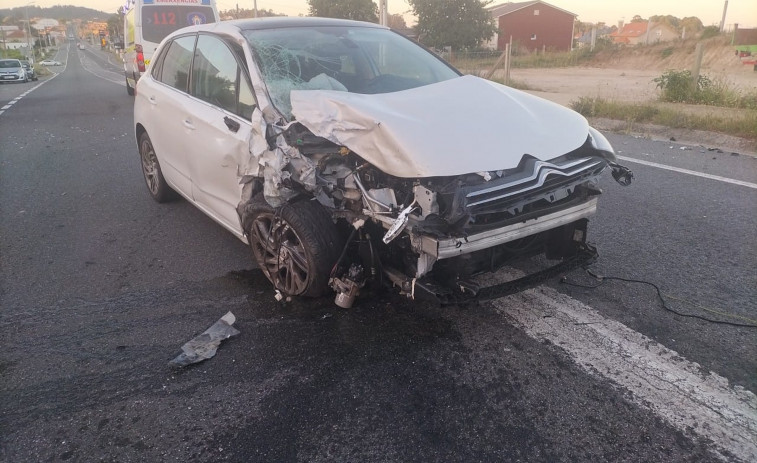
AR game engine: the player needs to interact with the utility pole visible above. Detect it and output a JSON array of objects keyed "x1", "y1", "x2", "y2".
[
  {"x1": 719, "y1": 0, "x2": 728, "y2": 32},
  {"x1": 253, "y1": 0, "x2": 258, "y2": 18},
  {"x1": 24, "y1": 3, "x2": 34, "y2": 62},
  {"x1": 1, "y1": 24, "x2": 6, "y2": 58},
  {"x1": 379, "y1": 0, "x2": 387, "y2": 26}
]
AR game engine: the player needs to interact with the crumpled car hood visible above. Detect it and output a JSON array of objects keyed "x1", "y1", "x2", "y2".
[{"x1": 290, "y1": 75, "x2": 590, "y2": 178}]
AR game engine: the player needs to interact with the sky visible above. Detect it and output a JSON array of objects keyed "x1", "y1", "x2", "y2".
[{"x1": 4, "y1": 0, "x2": 756, "y2": 28}]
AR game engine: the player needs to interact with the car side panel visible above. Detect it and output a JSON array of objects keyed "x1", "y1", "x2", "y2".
[
  {"x1": 135, "y1": 77, "x2": 194, "y2": 198},
  {"x1": 184, "y1": 97, "x2": 248, "y2": 237}
]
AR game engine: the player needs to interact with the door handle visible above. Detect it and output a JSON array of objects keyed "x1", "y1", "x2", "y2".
[
  {"x1": 148, "y1": 95, "x2": 157, "y2": 105},
  {"x1": 183, "y1": 119, "x2": 195, "y2": 130},
  {"x1": 224, "y1": 116, "x2": 240, "y2": 133}
]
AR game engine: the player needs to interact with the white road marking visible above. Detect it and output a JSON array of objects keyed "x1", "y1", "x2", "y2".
[
  {"x1": 79, "y1": 53, "x2": 125, "y2": 86},
  {"x1": 480, "y1": 277, "x2": 757, "y2": 462},
  {"x1": 0, "y1": 79, "x2": 51, "y2": 118},
  {"x1": 617, "y1": 155, "x2": 757, "y2": 190}
]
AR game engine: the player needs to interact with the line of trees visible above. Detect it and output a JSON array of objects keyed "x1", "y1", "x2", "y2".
[{"x1": 307, "y1": 0, "x2": 494, "y2": 49}]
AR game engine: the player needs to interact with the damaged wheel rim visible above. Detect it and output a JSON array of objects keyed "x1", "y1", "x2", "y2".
[{"x1": 249, "y1": 212, "x2": 311, "y2": 296}]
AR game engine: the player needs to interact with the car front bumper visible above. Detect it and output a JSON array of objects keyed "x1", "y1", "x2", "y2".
[{"x1": 413, "y1": 197, "x2": 598, "y2": 260}]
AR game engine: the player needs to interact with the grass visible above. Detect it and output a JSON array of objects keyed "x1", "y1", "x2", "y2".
[{"x1": 570, "y1": 96, "x2": 757, "y2": 142}]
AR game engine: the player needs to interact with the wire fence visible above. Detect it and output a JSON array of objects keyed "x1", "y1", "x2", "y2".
[{"x1": 442, "y1": 48, "x2": 590, "y2": 76}]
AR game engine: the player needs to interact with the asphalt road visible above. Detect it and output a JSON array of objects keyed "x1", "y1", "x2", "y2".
[{"x1": 1, "y1": 43, "x2": 755, "y2": 462}]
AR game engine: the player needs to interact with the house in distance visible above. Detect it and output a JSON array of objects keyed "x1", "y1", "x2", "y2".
[{"x1": 485, "y1": 1, "x2": 577, "y2": 52}]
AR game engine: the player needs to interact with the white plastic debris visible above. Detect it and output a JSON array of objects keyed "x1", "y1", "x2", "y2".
[{"x1": 169, "y1": 312, "x2": 240, "y2": 367}]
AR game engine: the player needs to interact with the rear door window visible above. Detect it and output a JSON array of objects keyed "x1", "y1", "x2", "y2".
[{"x1": 157, "y1": 35, "x2": 196, "y2": 92}]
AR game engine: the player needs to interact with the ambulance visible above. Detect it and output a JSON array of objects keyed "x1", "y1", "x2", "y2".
[{"x1": 123, "y1": 0, "x2": 219, "y2": 95}]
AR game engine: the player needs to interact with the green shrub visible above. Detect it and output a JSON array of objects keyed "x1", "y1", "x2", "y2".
[
  {"x1": 653, "y1": 69, "x2": 757, "y2": 109},
  {"x1": 653, "y1": 69, "x2": 711, "y2": 103},
  {"x1": 700, "y1": 26, "x2": 720, "y2": 40},
  {"x1": 661, "y1": 47, "x2": 674, "y2": 58}
]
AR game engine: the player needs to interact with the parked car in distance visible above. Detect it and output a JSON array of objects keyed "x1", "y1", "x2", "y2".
[
  {"x1": 20, "y1": 60, "x2": 37, "y2": 81},
  {"x1": 134, "y1": 18, "x2": 633, "y2": 308},
  {"x1": 39, "y1": 60, "x2": 62, "y2": 66},
  {"x1": 0, "y1": 59, "x2": 28, "y2": 83}
]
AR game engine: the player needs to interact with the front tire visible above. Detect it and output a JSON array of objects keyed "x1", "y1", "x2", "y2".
[
  {"x1": 138, "y1": 132, "x2": 176, "y2": 203},
  {"x1": 242, "y1": 194, "x2": 343, "y2": 297}
]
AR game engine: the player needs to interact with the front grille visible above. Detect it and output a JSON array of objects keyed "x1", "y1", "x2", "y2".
[{"x1": 455, "y1": 156, "x2": 607, "y2": 219}]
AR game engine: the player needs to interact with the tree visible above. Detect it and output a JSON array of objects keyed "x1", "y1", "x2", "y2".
[
  {"x1": 106, "y1": 14, "x2": 121, "y2": 38},
  {"x1": 630, "y1": 15, "x2": 645, "y2": 23},
  {"x1": 649, "y1": 15, "x2": 680, "y2": 31},
  {"x1": 408, "y1": 0, "x2": 495, "y2": 49},
  {"x1": 387, "y1": 13, "x2": 407, "y2": 30},
  {"x1": 307, "y1": 0, "x2": 378, "y2": 23},
  {"x1": 679, "y1": 16, "x2": 704, "y2": 34}
]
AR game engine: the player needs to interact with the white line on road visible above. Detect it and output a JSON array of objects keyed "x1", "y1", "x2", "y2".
[
  {"x1": 0, "y1": 78, "x2": 52, "y2": 118},
  {"x1": 79, "y1": 54, "x2": 124, "y2": 87},
  {"x1": 618, "y1": 155, "x2": 757, "y2": 190},
  {"x1": 483, "y1": 282, "x2": 757, "y2": 462}
]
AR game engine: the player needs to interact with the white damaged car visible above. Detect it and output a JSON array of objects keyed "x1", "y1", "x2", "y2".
[{"x1": 134, "y1": 17, "x2": 632, "y2": 307}]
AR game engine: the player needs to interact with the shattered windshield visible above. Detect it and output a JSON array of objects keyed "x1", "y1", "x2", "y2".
[{"x1": 242, "y1": 26, "x2": 460, "y2": 118}]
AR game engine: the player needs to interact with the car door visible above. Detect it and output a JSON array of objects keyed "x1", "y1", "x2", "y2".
[
  {"x1": 139, "y1": 34, "x2": 197, "y2": 198},
  {"x1": 184, "y1": 33, "x2": 256, "y2": 237}
]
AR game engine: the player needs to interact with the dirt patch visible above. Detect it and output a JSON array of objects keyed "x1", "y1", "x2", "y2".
[
  {"x1": 509, "y1": 65, "x2": 756, "y2": 107},
  {"x1": 487, "y1": 36, "x2": 757, "y2": 155}
]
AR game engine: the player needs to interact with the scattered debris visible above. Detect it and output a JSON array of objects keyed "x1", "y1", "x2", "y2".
[
  {"x1": 669, "y1": 137, "x2": 676, "y2": 141},
  {"x1": 169, "y1": 312, "x2": 240, "y2": 367}
]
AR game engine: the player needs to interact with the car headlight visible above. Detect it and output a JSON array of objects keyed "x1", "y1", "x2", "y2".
[
  {"x1": 588, "y1": 126, "x2": 616, "y2": 161},
  {"x1": 18, "y1": 70, "x2": 25, "y2": 77}
]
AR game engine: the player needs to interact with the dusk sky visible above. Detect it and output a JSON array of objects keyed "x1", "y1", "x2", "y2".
[{"x1": 4, "y1": 0, "x2": 756, "y2": 28}]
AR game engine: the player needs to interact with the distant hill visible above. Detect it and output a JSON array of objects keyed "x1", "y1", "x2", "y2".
[{"x1": 0, "y1": 5, "x2": 113, "y2": 22}]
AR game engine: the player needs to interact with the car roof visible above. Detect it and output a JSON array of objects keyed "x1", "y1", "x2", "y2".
[
  {"x1": 171, "y1": 16, "x2": 386, "y2": 37},
  {"x1": 233, "y1": 16, "x2": 386, "y2": 31}
]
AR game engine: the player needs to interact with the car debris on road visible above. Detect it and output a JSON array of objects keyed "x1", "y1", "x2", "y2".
[{"x1": 169, "y1": 312, "x2": 240, "y2": 367}]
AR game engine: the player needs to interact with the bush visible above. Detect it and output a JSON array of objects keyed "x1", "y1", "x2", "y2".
[
  {"x1": 700, "y1": 26, "x2": 720, "y2": 40},
  {"x1": 653, "y1": 69, "x2": 757, "y2": 109},
  {"x1": 653, "y1": 69, "x2": 711, "y2": 103}
]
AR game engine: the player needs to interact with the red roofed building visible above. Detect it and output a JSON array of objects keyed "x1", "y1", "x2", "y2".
[{"x1": 610, "y1": 21, "x2": 678, "y2": 45}]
